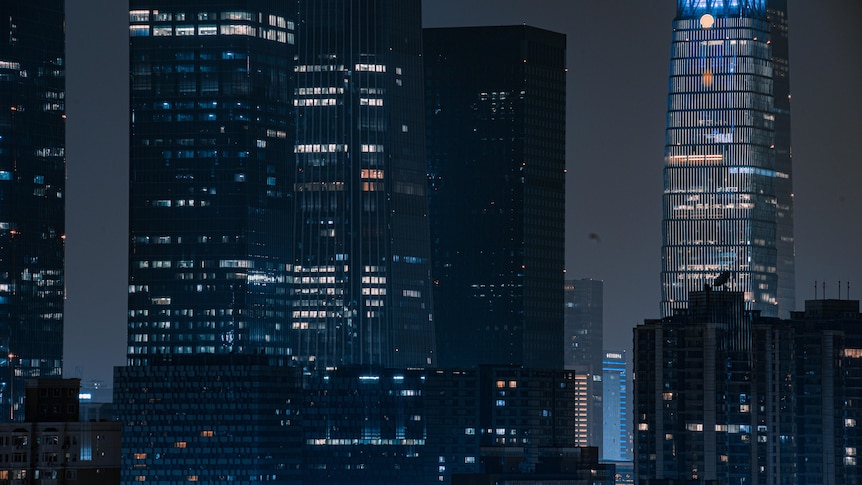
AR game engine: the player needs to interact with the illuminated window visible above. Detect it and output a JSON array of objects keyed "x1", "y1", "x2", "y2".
[{"x1": 174, "y1": 441, "x2": 187, "y2": 448}]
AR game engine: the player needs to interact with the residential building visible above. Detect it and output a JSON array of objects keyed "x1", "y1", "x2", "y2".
[
  {"x1": 424, "y1": 26, "x2": 566, "y2": 369},
  {"x1": 660, "y1": 0, "x2": 794, "y2": 317},
  {"x1": 0, "y1": 0, "x2": 65, "y2": 421},
  {"x1": 634, "y1": 289, "x2": 862, "y2": 484},
  {"x1": 0, "y1": 379, "x2": 122, "y2": 484}
]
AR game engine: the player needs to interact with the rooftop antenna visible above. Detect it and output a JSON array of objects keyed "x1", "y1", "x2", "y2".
[
  {"x1": 815, "y1": 280, "x2": 818, "y2": 299},
  {"x1": 823, "y1": 281, "x2": 826, "y2": 300},
  {"x1": 712, "y1": 270, "x2": 731, "y2": 289},
  {"x1": 839, "y1": 281, "x2": 842, "y2": 300}
]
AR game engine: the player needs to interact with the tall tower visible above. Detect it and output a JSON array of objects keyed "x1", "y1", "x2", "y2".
[
  {"x1": 0, "y1": 0, "x2": 65, "y2": 421},
  {"x1": 126, "y1": 1, "x2": 297, "y2": 366},
  {"x1": 564, "y1": 279, "x2": 604, "y2": 449},
  {"x1": 602, "y1": 350, "x2": 631, "y2": 462},
  {"x1": 660, "y1": 0, "x2": 794, "y2": 317},
  {"x1": 290, "y1": 0, "x2": 435, "y2": 369},
  {"x1": 424, "y1": 26, "x2": 566, "y2": 370}
]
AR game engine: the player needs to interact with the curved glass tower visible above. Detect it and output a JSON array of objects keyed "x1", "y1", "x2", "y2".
[{"x1": 661, "y1": 0, "x2": 794, "y2": 317}]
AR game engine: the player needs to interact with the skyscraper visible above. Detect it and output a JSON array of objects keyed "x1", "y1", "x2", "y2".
[
  {"x1": 126, "y1": 1, "x2": 297, "y2": 366},
  {"x1": 602, "y1": 350, "x2": 630, "y2": 463},
  {"x1": 424, "y1": 26, "x2": 566, "y2": 370},
  {"x1": 564, "y1": 279, "x2": 604, "y2": 450},
  {"x1": 0, "y1": 0, "x2": 65, "y2": 421},
  {"x1": 122, "y1": 3, "x2": 301, "y2": 481},
  {"x1": 290, "y1": 0, "x2": 435, "y2": 369},
  {"x1": 660, "y1": 0, "x2": 794, "y2": 318},
  {"x1": 120, "y1": 1, "x2": 435, "y2": 481}
]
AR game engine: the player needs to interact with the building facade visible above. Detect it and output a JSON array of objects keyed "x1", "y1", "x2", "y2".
[
  {"x1": 127, "y1": 0, "x2": 297, "y2": 366},
  {"x1": 290, "y1": 0, "x2": 435, "y2": 369},
  {"x1": 634, "y1": 291, "x2": 862, "y2": 485},
  {"x1": 564, "y1": 279, "x2": 604, "y2": 450},
  {"x1": 115, "y1": 356, "x2": 303, "y2": 484},
  {"x1": 660, "y1": 0, "x2": 794, "y2": 318},
  {"x1": 602, "y1": 350, "x2": 630, "y2": 462},
  {"x1": 424, "y1": 26, "x2": 566, "y2": 369},
  {"x1": 0, "y1": 379, "x2": 122, "y2": 484},
  {"x1": 0, "y1": 0, "x2": 65, "y2": 421}
]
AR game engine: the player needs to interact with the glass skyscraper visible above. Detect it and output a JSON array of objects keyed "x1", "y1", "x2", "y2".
[
  {"x1": 564, "y1": 279, "x2": 604, "y2": 450},
  {"x1": 660, "y1": 0, "x2": 794, "y2": 317},
  {"x1": 424, "y1": 26, "x2": 566, "y2": 369},
  {"x1": 127, "y1": 1, "x2": 297, "y2": 365},
  {"x1": 290, "y1": 0, "x2": 435, "y2": 369},
  {"x1": 0, "y1": 0, "x2": 65, "y2": 421}
]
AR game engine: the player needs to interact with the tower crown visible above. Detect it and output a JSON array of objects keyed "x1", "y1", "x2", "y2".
[{"x1": 677, "y1": 0, "x2": 765, "y2": 19}]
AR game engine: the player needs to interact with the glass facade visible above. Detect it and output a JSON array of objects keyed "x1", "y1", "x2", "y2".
[
  {"x1": 564, "y1": 279, "x2": 604, "y2": 450},
  {"x1": 424, "y1": 26, "x2": 566, "y2": 369},
  {"x1": 635, "y1": 293, "x2": 862, "y2": 484},
  {"x1": 114, "y1": 356, "x2": 303, "y2": 484},
  {"x1": 127, "y1": 1, "x2": 296, "y2": 365},
  {"x1": 661, "y1": 0, "x2": 793, "y2": 318},
  {"x1": 290, "y1": 0, "x2": 435, "y2": 369},
  {"x1": 0, "y1": 0, "x2": 65, "y2": 421},
  {"x1": 602, "y1": 350, "x2": 631, "y2": 462}
]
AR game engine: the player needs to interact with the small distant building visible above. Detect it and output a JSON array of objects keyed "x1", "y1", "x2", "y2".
[
  {"x1": 0, "y1": 378, "x2": 121, "y2": 483},
  {"x1": 602, "y1": 350, "x2": 631, "y2": 462}
]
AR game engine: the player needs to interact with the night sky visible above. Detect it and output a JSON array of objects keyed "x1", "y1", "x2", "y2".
[{"x1": 63, "y1": 1, "x2": 862, "y2": 385}]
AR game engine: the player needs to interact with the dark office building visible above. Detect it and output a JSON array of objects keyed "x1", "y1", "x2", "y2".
[
  {"x1": 425, "y1": 26, "x2": 566, "y2": 369},
  {"x1": 452, "y1": 447, "x2": 615, "y2": 485},
  {"x1": 115, "y1": 356, "x2": 303, "y2": 484},
  {"x1": 290, "y1": 0, "x2": 435, "y2": 369},
  {"x1": 564, "y1": 279, "x2": 603, "y2": 449},
  {"x1": 425, "y1": 366, "x2": 580, "y2": 483},
  {"x1": 0, "y1": 0, "x2": 65, "y2": 421},
  {"x1": 126, "y1": 0, "x2": 296, "y2": 365},
  {"x1": 300, "y1": 367, "x2": 430, "y2": 484},
  {"x1": 660, "y1": 0, "x2": 795, "y2": 318},
  {"x1": 634, "y1": 290, "x2": 862, "y2": 485},
  {"x1": 121, "y1": 3, "x2": 300, "y2": 483}
]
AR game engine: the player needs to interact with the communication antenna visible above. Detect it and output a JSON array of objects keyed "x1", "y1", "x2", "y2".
[
  {"x1": 712, "y1": 271, "x2": 731, "y2": 289},
  {"x1": 814, "y1": 280, "x2": 818, "y2": 299}
]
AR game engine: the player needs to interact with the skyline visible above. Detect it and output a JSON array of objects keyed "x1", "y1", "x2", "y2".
[{"x1": 64, "y1": 1, "x2": 862, "y2": 385}]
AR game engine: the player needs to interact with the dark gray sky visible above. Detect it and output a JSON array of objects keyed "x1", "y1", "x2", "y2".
[{"x1": 63, "y1": 1, "x2": 862, "y2": 385}]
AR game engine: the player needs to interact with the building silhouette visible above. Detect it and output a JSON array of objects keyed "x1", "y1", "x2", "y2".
[
  {"x1": 634, "y1": 289, "x2": 862, "y2": 484},
  {"x1": 0, "y1": 0, "x2": 66, "y2": 422},
  {"x1": 424, "y1": 26, "x2": 566, "y2": 369},
  {"x1": 290, "y1": 0, "x2": 435, "y2": 369},
  {"x1": 660, "y1": 0, "x2": 795, "y2": 318}
]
